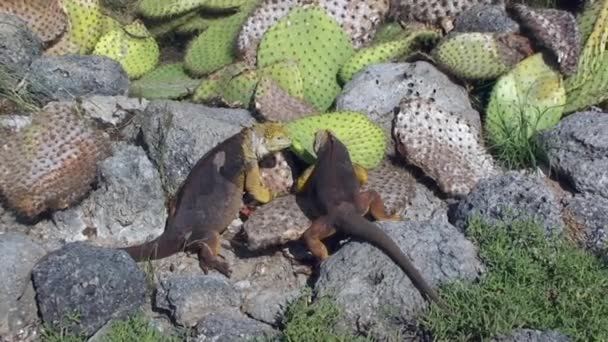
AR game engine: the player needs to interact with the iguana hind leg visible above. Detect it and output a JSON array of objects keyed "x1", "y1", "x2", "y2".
[
  {"x1": 356, "y1": 190, "x2": 402, "y2": 221},
  {"x1": 190, "y1": 232, "x2": 232, "y2": 277},
  {"x1": 302, "y1": 217, "x2": 336, "y2": 260}
]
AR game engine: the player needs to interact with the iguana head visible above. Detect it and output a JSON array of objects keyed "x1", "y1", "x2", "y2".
[{"x1": 250, "y1": 122, "x2": 292, "y2": 158}]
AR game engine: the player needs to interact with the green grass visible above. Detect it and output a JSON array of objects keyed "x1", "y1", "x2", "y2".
[
  {"x1": 422, "y1": 216, "x2": 608, "y2": 341},
  {"x1": 41, "y1": 311, "x2": 185, "y2": 342},
  {"x1": 0, "y1": 65, "x2": 40, "y2": 113},
  {"x1": 274, "y1": 288, "x2": 372, "y2": 342}
]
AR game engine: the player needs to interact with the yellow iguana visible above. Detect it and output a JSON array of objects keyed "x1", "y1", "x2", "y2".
[{"x1": 120, "y1": 122, "x2": 291, "y2": 277}]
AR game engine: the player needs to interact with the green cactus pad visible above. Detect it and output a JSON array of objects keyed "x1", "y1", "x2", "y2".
[
  {"x1": 130, "y1": 63, "x2": 200, "y2": 99},
  {"x1": 201, "y1": 0, "x2": 251, "y2": 10},
  {"x1": 184, "y1": 1, "x2": 259, "y2": 76},
  {"x1": 175, "y1": 14, "x2": 213, "y2": 34},
  {"x1": 339, "y1": 30, "x2": 439, "y2": 83},
  {"x1": 577, "y1": 0, "x2": 604, "y2": 44},
  {"x1": 148, "y1": 11, "x2": 198, "y2": 37},
  {"x1": 286, "y1": 111, "x2": 386, "y2": 169},
  {"x1": 100, "y1": 14, "x2": 122, "y2": 35},
  {"x1": 257, "y1": 6, "x2": 355, "y2": 111},
  {"x1": 61, "y1": 0, "x2": 105, "y2": 54},
  {"x1": 564, "y1": 0, "x2": 608, "y2": 113},
  {"x1": 137, "y1": 0, "x2": 208, "y2": 18},
  {"x1": 486, "y1": 53, "x2": 565, "y2": 149},
  {"x1": 432, "y1": 32, "x2": 529, "y2": 81},
  {"x1": 93, "y1": 20, "x2": 160, "y2": 79}
]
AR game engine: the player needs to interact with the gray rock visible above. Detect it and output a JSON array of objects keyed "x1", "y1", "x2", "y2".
[
  {"x1": 79, "y1": 142, "x2": 166, "y2": 245},
  {"x1": 314, "y1": 218, "x2": 483, "y2": 338},
  {"x1": 194, "y1": 309, "x2": 278, "y2": 342},
  {"x1": 492, "y1": 329, "x2": 571, "y2": 342},
  {"x1": 31, "y1": 242, "x2": 146, "y2": 337},
  {"x1": 449, "y1": 171, "x2": 565, "y2": 235},
  {"x1": 564, "y1": 194, "x2": 608, "y2": 257},
  {"x1": 140, "y1": 100, "x2": 255, "y2": 195},
  {"x1": 0, "y1": 14, "x2": 42, "y2": 79},
  {"x1": 155, "y1": 274, "x2": 242, "y2": 327},
  {"x1": 539, "y1": 111, "x2": 608, "y2": 199},
  {"x1": 0, "y1": 203, "x2": 30, "y2": 235},
  {"x1": 78, "y1": 95, "x2": 149, "y2": 127},
  {"x1": 336, "y1": 62, "x2": 480, "y2": 152},
  {"x1": 453, "y1": 5, "x2": 520, "y2": 33},
  {"x1": 26, "y1": 55, "x2": 129, "y2": 103},
  {"x1": 0, "y1": 232, "x2": 46, "y2": 337},
  {"x1": 29, "y1": 142, "x2": 166, "y2": 249}
]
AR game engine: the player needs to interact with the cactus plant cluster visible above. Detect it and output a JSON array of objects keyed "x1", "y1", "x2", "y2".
[
  {"x1": 0, "y1": 102, "x2": 110, "y2": 218},
  {"x1": 0, "y1": 0, "x2": 161, "y2": 79},
  {"x1": 485, "y1": 53, "x2": 566, "y2": 151}
]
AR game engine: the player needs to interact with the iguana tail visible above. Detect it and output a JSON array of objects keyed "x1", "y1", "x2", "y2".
[
  {"x1": 334, "y1": 210, "x2": 450, "y2": 311},
  {"x1": 120, "y1": 230, "x2": 184, "y2": 262}
]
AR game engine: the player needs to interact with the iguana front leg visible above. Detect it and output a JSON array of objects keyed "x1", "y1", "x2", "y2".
[
  {"x1": 244, "y1": 160, "x2": 274, "y2": 204},
  {"x1": 189, "y1": 231, "x2": 232, "y2": 277}
]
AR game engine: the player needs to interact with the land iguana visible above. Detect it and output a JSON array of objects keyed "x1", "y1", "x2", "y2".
[
  {"x1": 295, "y1": 130, "x2": 449, "y2": 310},
  {"x1": 120, "y1": 122, "x2": 292, "y2": 277}
]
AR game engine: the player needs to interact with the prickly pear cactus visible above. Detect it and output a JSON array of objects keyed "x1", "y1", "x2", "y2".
[
  {"x1": 184, "y1": 1, "x2": 260, "y2": 76},
  {"x1": 0, "y1": 0, "x2": 67, "y2": 43},
  {"x1": 486, "y1": 53, "x2": 566, "y2": 149},
  {"x1": 511, "y1": 4, "x2": 581, "y2": 75},
  {"x1": 137, "y1": 0, "x2": 208, "y2": 18},
  {"x1": 0, "y1": 102, "x2": 110, "y2": 218},
  {"x1": 93, "y1": 20, "x2": 160, "y2": 79},
  {"x1": 130, "y1": 63, "x2": 200, "y2": 99},
  {"x1": 257, "y1": 6, "x2": 355, "y2": 111},
  {"x1": 564, "y1": 0, "x2": 608, "y2": 113},
  {"x1": 432, "y1": 32, "x2": 532, "y2": 81},
  {"x1": 339, "y1": 29, "x2": 439, "y2": 83},
  {"x1": 286, "y1": 111, "x2": 386, "y2": 169},
  {"x1": 61, "y1": 0, "x2": 105, "y2": 54},
  {"x1": 393, "y1": 98, "x2": 498, "y2": 197}
]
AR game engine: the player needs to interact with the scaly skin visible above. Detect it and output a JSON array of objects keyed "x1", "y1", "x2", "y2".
[
  {"x1": 120, "y1": 123, "x2": 291, "y2": 277},
  {"x1": 296, "y1": 130, "x2": 450, "y2": 310}
]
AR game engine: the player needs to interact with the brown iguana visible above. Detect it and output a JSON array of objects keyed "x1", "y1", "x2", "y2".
[
  {"x1": 295, "y1": 130, "x2": 449, "y2": 310},
  {"x1": 120, "y1": 122, "x2": 291, "y2": 277}
]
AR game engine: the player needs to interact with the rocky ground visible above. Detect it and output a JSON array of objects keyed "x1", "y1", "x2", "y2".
[{"x1": 1, "y1": 2, "x2": 607, "y2": 342}]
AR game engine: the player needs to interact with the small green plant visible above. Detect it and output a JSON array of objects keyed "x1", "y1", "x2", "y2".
[
  {"x1": 278, "y1": 288, "x2": 371, "y2": 342},
  {"x1": 103, "y1": 311, "x2": 184, "y2": 342},
  {"x1": 41, "y1": 311, "x2": 184, "y2": 342},
  {"x1": 40, "y1": 312, "x2": 87, "y2": 342},
  {"x1": 422, "y1": 216, "x2": 608, "y2": 341}
]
